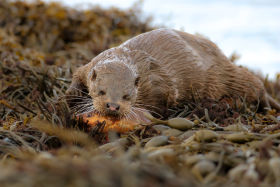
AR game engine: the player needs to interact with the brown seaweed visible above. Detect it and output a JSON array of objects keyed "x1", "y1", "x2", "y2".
[{"x1": 0, "y1": 0, "x2": 280, "y2": 186}]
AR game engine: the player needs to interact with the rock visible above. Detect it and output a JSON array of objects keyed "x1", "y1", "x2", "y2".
[
  {"x1": 167, "y1": 117, "x2": 194, "y2": 130},
  {"x1": 178, "y1": 130, "x2": 196, "y2": 141},
  {"x1": 229, "y1": 164, "x2": 248, "y2": 181},
  {"x1": 147, "y1": 148, "x2": 175, "y2": 159},
  {"x1": 162, "y1": 129, "x2": 183, "y2": 137},
  {"x1": 194, "y1": 130, "x2": 219, "y2": 142},
  {"x1": 152, "y1": 124, "x2": 170, "y2": 133},
  {"x1": 184, "y1": 154, "x2": 205, "y2": 166},
  {"x1": 225, "y1": 133, "x2": 255, "y2": 143},
  {"x1": 192, "y1": 160, "x2": 216, "y2": 176},
  {"x1": 224, "y1": 124, "x2": 248, "y2": 132},
  {"x1": 145, "y1": 136, "x2": 169, "y2": 148}
]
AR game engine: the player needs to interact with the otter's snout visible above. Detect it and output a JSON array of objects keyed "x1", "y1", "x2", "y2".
[{"x1": 106, "y1": 103, "x2": 120, "y2": 111}]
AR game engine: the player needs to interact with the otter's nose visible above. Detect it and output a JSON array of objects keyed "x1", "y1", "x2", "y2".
[{"x1": 106, "y1": 103, "x2": 120, "y2": 111}]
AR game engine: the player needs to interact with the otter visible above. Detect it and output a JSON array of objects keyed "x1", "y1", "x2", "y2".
[{"x1": 66, "y1": 28, "x2": 280, "y2": 120}]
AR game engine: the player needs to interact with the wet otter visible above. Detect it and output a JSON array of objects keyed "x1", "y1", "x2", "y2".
[{"x1": 66, "y1": 28, "x2": 280, "y2": 119}]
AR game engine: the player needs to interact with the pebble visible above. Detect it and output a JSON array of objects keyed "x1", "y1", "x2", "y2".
[
  {"x1": 194, "y1": 130, "x2": 219, "y2": 142},
  {"x1": 178, "y1": 130, "x2": 195, "y2": 141},
  {"x1": 244, "y1": 164, "x2": 258, "y2": 181},
  {"x1": 162, "y1": 129, "x2": 183, "y2": 137},
  {"x1": 147, "y1": 148, "x2": 175, "y2": 159},
  {"x1": 167, "y1": 117, "x2": 194, "y2": 130},
  {"x1": 3, "y1": 137, "x2": 16, "y2": 144},
  {"x1": 192, "y1": 160, "x2": 216, "y2": 176},
  {"x1": 184, "y1": 154, "x2": 205, "y2": 165},
  {"x1": 224, "y1": 124, "x2": 248, "y2": 132},
  {"x1": 152, "y1": 124, "x2": 170, "y2": 133},
  {"x1": 269, "y1": 157, "x2": 280, "y2": 177},
  {"x1": 36, "y1": 152, "x2": 53, "y2": 160},
  {"x1": 204, "y1": 152, "x2": 220, "y2": 162},
  {"x1": 229, "y1": 164, "x2": 248, "y2": 181},
  {"x1": 99, "y1": 138, "x2": 128, "y2": 152},
  {"x1": 225, "y1": 133, "x2": 255, "y2": 143},
  {"x1": 145, "y1": 135, "x2": 169, "y2": 148}
]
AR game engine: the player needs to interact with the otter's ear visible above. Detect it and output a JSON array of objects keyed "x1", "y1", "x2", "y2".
[
  {"x1": 90, "y1": 69, "x2": 97, "y2": 81},
  {"x1": 135, "y1": 77, "x2": 140, "y2": 87}
]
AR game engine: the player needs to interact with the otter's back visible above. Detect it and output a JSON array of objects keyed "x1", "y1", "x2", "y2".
[
  {"x1": 121, "y1": 28, "x2": 229, "y2": 71},
  {"x1": 121, "y1": 28, "x2": 231, "y2": 100}
]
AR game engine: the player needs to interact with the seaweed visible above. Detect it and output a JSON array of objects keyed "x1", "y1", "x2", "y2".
[{"x1": 0, "y1": 0, "x2": 280, "y2": 186}]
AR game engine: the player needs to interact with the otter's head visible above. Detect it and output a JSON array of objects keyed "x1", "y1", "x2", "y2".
[{"x1": 87, "y1": 62, "x2": 139, "y2": 119}]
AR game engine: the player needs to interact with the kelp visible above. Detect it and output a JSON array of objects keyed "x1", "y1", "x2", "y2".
[{"x1": 0, "y1": 0, "x2": 280, "y2": 187}]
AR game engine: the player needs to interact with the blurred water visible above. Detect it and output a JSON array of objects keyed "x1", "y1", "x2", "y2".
[{"x1": 42, "y1": 0, "x2": 280, "y2": 78}]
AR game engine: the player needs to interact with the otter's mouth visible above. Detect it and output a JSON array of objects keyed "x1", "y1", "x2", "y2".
[
  {"x1": 104, "y1": 111, "x2": 123, "y2": 119},
  {"x1": 89, "y1": 108, "x2": 123, "y2": 120}
]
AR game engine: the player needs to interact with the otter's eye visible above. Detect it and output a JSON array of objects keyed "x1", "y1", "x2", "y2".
[
  {"x1": 123, "y1": 94, "x2": 130, "y2": 101},
  {"x1": 98, "y1": 90, "x2": 106, "y2": 96}
]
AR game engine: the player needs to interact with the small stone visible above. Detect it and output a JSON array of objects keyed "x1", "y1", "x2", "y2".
[
  {"x1": 3, "y1": 137, "x2": 12, "y2": 143},
  {"x1": 194, "y1": 119, "x2": 200, "y2": 125},
  {"x1": 229, "y1": 164, "x2": 248, "y2": 181},
  {"x1": 36, "y1": 152, "x2": 53, "y2": 160},
  {"x1": 152, "y1": 124, "x2": 170, "y2": 133},
  {"x1": 204, "y1": 152, "x2": 220, "y2": 162},
  {"x1": 224, "y1": 124, "x2": 248, "y2": 132},
  {"x1": 269, "y1": 157, "x2": 280, "y2": 177},
  {"x1": 167, "y1": 117, "x2": 194, "y2": 130},
  {"x1": 184, "y1": 154, "x2": 205, "y2": 165},
  {"x1": 192, "y1": 160, "x2": 216, "y2": 176},
  {"x1": 194, "y1": 130, "x2": 219, "y2": 142},
  {"x1": 178, "y1": 130, "x2": 196, "y2": 141},
  {"x1": 225, "y1": 133, "x2": 255, "y2": 143},
  {"x1": 147, "y1": 148, "x2": 174, "y2": 159},
  {"x1": 145, "y1": 136, "x2": 169, "y2": 148},
  {"x1": 99, "y1": 138, "x2": 128, "y2": 152},
  {"x1": 162, "y1": 129, "x2": 183, "y2": 137}
]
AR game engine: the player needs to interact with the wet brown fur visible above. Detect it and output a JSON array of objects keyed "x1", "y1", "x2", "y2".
[{"x1": 66, "y1": 28, "x2": 280, "y2": 118}]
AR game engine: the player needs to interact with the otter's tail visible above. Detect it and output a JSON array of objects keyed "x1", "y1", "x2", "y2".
[{"x1": 267, "y1": 94, "x2": 280, "y2": 111}]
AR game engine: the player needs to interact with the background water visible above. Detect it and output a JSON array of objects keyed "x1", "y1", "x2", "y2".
[{"x1": 42, "y1": 0, "x2": 280, "y2": 79}]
